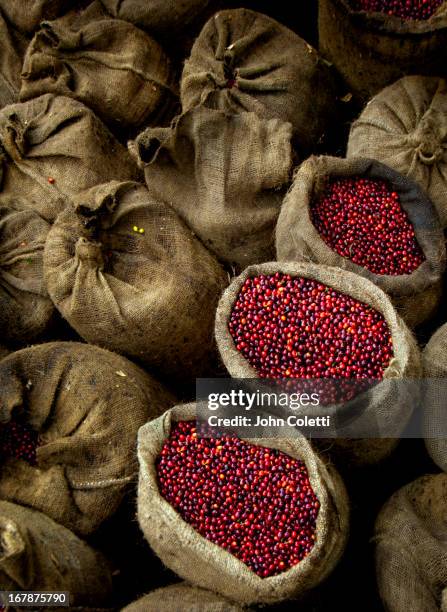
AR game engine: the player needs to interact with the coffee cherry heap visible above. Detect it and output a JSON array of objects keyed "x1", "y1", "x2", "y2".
[
  {"x1": 157, "y1": 421, "x2": 319, "y2": 577},
  {"x1": 229, "y1": 273, "x2": 393, "y2": 385},
  {"x1": 0, "y1": 420, "x2": 38, "y2": 465},
  {"x1": 350, "y1": 0, "x2": 443, "y2": 21},
  {"x1": 311, "y1": 177, "x2": 425, "y2": 276}
]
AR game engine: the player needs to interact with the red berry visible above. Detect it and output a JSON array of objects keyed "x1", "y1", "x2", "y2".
[
  {"x1": 0, "y1": 420, "x2": 38, "y2": 465},
  {"x1": 349, "y1": 0, "x2": 442, "y2": 20},
  {"x1": 311, "y1": 177, "x2": 425, "y2": 276},
  {"x1": 228, "y1": 273, "x2": 393, "y2": 393},
  {"x1": 157, "y1": 421, "x2": 319, "y2": 578}
]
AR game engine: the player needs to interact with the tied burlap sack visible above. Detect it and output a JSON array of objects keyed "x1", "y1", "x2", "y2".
[
  {"x1": 347, "y1": 76, "x2": 447, "y2": 229},
  {"x1": 0, "y1": 341, "x2": 175, "y2": 536},
  {"x1": 0, "y1": 204, "x2": 54, "y2": 344},
  {"x1": 275, "y1": 155, "x2": 445, "y2": 329},
  {"x1": 423, "y1": 323, "x2": 447, "y2": 472},
  {"x1": 0, "y1": 0, "x2": 69, "y2": 34},
  {"x1": 137, "y1": 403, "x2": 349, "y2": 605},
  {"x1": 99, "y1": 0, "x2": 214, "y2": 36},
  {"x1": 44, "y1": 181, "x2": 228, "y2": 383},
  {"x1": 0, "y1": 94, "x2": 140, "y2": 223},
  {"x1": 180, "y1": 9, "x2": 337, "y2": 153},
  {"x1": 131, "y1": 107, "x2": 292, "y2": 268},
  {"x1": 375, "y1": 474, "x2": 447, "y2": 612},
  {"x1": 122, "y1": 583, "x2": 244, "y2": 612},
  {"x1": 0, "y1": 501, "x2": 113, "y2": 608},
  {"x1": 215, "y1": 262, "x2": 421, "y2": 466},
  {"x1": 319, "y1": 0, "x2": 447, "y2": 103},
  {"x1": 20, "y1": 13, "x2": 177, "y2": 131}
]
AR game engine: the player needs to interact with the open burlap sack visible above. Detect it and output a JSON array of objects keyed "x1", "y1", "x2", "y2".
[
  {"x1": 347, "y1": 76, "x2": 447, "y2": 229},
  {"x1": 0, "y1": 203, "x2": 54, "y2": 344},
  {"x1": 0, "y1": 341, "x2": 175, "y2": 536},
  {"x1": 0, "y1": 0, "x2": 69, "y2": 34},
  {"x1": 44, "y1": 181, "x2": 228, "y2": 383},
  {"x1": 137, "y1": 403, "x2": 349, "y2": 605},
  {"x1": 319, "y1": 0, "x2": 447, "y2": 103},
  {"x1": 215, "y1": 262, "x2": 421, "y2": 466},
  {"x1": 275, "y1": 155, "x2": 445, "y2": 329},
  {"x1": 423, "y1": 323, "x2": 447, "y2": 473},
  {"x1": 181, "y1": 9, "x2": 337, "y2": 154},
  {"x1": 122, "y1": 583, "x2": 244, "y2": 612},
  {"x1": 130, "y1": 107, "x2": 292, "y2": 268},
  {"x1": 20, "y1": 12, "x2": 177, "y2": 131},
  {"x1": 0, "y1": 94, "x2": 140, "y2": 223},
  {"x1": 0, "y1": 501, "x2": 112, "y2": 607},
  {"x1": 375, "y1": 474, "x2": 447, "y2": 612}
]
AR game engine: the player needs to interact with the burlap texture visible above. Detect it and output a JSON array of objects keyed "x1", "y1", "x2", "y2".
[
  {"x1": 319, "y1": 0, "x2": 447, "y2": 103},
  {"x1": 0, "y1": 94, "x2": 140, "y2": 223},
  {"x1": 137, "y1": 403, "x2": 349, "y2": 605},
  {"x1": 131, "y1": 107, "x2": 292, "y2": 268},
  {"x1": 0, "y1": 341, "x2": 175, "y2": 536},
  {"x1": 347, "y1": 76, "x2": 447, "y2": 229},
  {"x1": 20, "y1": 12, "x2": 177, "y2": 131},
  {"x1": 122, "y1": 583, "x2": 244, "y2": 612},
  {"x1": 0, "y1": 203, "x2": 54, "y2": 344},
  {"x1": 215, "y1": 262, "x2": 421, "y2": 466},
  {"x1": 181, "y1": 9, "x2": 336, "y2": 153},
  {"x1": 0, "y1": 501, "x2": 113, "y2": 607},
  {"x1": 423, "y1": 323, "x2": 447, "y2": 472},
  {"x1": 0, "y1": 14, "x2": 27, "y2": 109},
  {"x1": 0, "y1": 0, "x2": 69, "y2": 33},
  {"x1": 375, "y1": 474, "x2": 447, "y2": 612},
  {"x1": 43, "y1": 181, "x2": 228, "y2": 383},
  {"x1": 100, "y1": 0, "x2": 214, "y2": 33},
  {"x1": 275, "y1": 155, "x2": 445, "y2": 329}
]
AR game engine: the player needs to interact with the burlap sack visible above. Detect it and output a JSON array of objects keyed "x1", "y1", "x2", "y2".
[
  {"x1": 0, "y1": 0, "x2": 69, "y2": 33},
  {"x1": 130, "y1": 107, "x2": 292, "y2": 268},
  {"x1": 319, "y1": 0, "x2": 447, "y2": 103},
  {"x1": 374, "y1": 474, "x2": 447, "y2": 612},
  {"x1": 99, "y1": 0, "x2": 214, "y2": 36},
  {"x1": 0, "y1": 14, "x2": 28, "y2": 109},
  {"x1": 275, "y1": 155, "x2": 445, "y2": 329},
  {"x1": 181, "y1": 9, "x2": 337, "y2": 154},
  {"x1": 137, "y1": 403, "x2": 349, "y2": 605},
  {"x1": 215, "y1": 262, "x2": 421, "y2": 466},
  {"x1": 0, "y1": 204, "x2": 54, "y2": 344},
  {"x1": 347, "y1": 76, "x2": 447, "y2": 229},
  {"x1": 122, "y1": 583, "x2": 244, "y2": 612},
  {"x1": 44, "y1": 181, "x2": 228, "y2": 383},
  {"x1": 20, "y1": 12, "x2": 177, "y2": 131},
  {"x1": 0, "y1": 94, "x2": 140, "y2": 223},
  {"x1": 0, "y1": 341, "x2": 175, "y2": 536},
  {"x1": 0, "y1": 501, "x2": 113, "y2": 607},
  {"x1": 423, "y1": 323, "x2": 447, "y2": 473}
]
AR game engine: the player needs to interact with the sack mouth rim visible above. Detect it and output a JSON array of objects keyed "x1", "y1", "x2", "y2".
[{"x1": 137, "y1": 403, "x2": 349, "y2": 602}]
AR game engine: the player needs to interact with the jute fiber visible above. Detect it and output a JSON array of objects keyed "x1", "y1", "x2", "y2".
[
  {"x1": 0, "y1": 341, "x2": 175, "y2": 535},
  {"x1": 348, "y1": 76, "x2": 447, "y2": 229},
  {"x1": 215, "y1": 262, "x2": 421, "y2": 466},
  {"x1": 130, "y1": 107, "x2": 292, "y2": 268},
  {"x1": 275, "y1": 155, "x2": 445, "y2": 328},
  {"x1": 137, "y1": 403, "x2": 349, "y2": 605},
  {"x1": 375, "y1": 474, "x2": 447, "y2": 612},
  {"x1": 0, "y1": 501, "x2": 113, "y2": 607},
  {"x1": 43, "y1": 181, "x2": 229, "y2": 383},
  {"x1": 0, "y1": 94, "x2": 140, "y2": 223}
]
